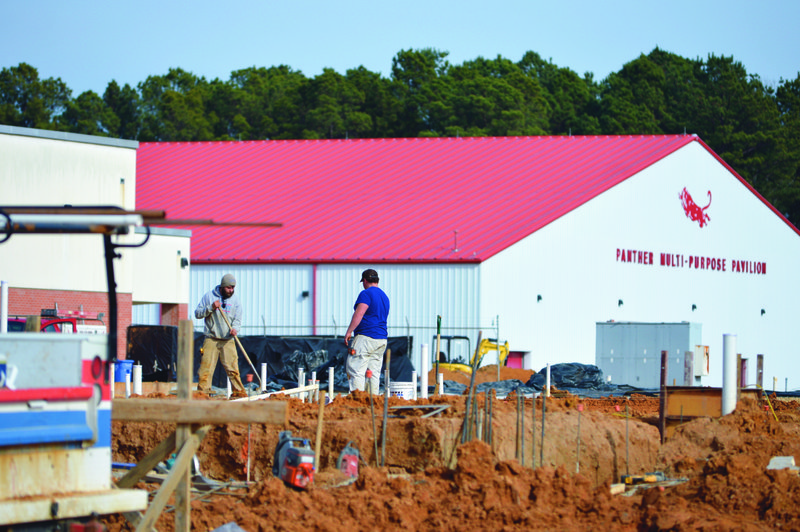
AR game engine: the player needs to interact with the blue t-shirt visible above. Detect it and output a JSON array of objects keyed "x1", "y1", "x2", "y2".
[{"x1": 354, "y1": 286, "x2": 390, "y2": 339}]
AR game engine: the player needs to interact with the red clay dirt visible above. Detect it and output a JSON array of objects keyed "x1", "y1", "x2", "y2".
[{"x1": 105, "y1": 366, "x2": 800, "y2": 531}]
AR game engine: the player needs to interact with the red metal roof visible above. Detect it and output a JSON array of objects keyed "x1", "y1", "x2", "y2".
[{"x1": 136, "y1": 135, "x2": 698, "y2": 263}]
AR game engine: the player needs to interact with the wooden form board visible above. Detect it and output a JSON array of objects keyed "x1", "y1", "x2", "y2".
[
  {"x1": 663, "y1": 386, "x2": 761, "y2": 439},
  {"x1": 112, "y1": 399, "x2": 288, "y2": 425}
]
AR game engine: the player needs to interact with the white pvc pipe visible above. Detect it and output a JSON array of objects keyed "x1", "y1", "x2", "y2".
[
  {"x1": 328, "y1": 367, "x2": 334, "y2": 401},
  {"x1": 260, "y1": 363, "x2": 267, "y2": 392},
  {"x1": 420, "y1": 343, "x2": 429, "y2": 399},
  {"x1": 298, "y1": 368, "x2": 305, "y2": 403},
  {"x1": 311, "y1": 371, "x2": 317, "y2": 402},
  {"x1": 124, "y1": 371, "x2": 131, "y2": 398},
  {"x1": 132, "y1": 364, "x2": 143, "y2": 395},
  {"x1": 546, "y1": 363, "x2": 551, "y2": 397},
  {"x1": 722, "y1": 334, "x2": 738, "y2": 415},
  {"x1": 437, "y1": 372, "x2": 444, "y2": 395},
  {"x1": 226, "y1": 376, "x2": 232, "y2": 399},
  {"x1": 0, "y1": 280, "x2": 8, "y2": 333},
  {"x1": 109, "y1": 362, "x2": 115, "y2": 399},
  {"x1": 411, "y1": 371, "x2": 418, "y2": 400}
]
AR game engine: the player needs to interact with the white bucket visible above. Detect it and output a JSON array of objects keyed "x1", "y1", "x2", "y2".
[{"x1": 389, "y1": 381, "x2": 416, "y2": 400}]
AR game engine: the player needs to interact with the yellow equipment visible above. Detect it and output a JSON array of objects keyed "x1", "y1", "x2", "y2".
[{"x1": 432, "y1": 335, "x2": 509, "y2": 375}]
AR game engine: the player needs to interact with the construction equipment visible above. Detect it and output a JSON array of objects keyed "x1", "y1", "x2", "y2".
[
  {"x1": 337, "y1": 441, "x2": 360, "y2": 479},
  {"x1": 272, "y1": 431, "x2": 315, "y2": 489},
  {"x1": 432, "y1": 335, "x2": 510, "y2": 376},
  {"x1": 622, "y1": 472, "x2": 666, "y2": 485},
  {"x1": 0, "y1": 207, "x2": 152, "y2": 529},
  {"x1": 7, "y1": 308, "x2": 107, "y2": 334}
]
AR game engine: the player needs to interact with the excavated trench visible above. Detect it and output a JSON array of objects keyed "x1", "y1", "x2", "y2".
[{"x1": 106, "y1": 366, "x2": 800, "y2": 531}]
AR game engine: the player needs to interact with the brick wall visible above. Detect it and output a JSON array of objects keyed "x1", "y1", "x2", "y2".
[
  {"x1": 160, "y1": 303, "x2": 189, "y2": 326},
  {"x1": 6, "y1": 288, "x2": 132, "y2": 360}
]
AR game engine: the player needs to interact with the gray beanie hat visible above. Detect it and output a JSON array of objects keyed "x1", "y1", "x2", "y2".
[{"x1": 220, "y1": 274, "x2": 236, "y2": 287}]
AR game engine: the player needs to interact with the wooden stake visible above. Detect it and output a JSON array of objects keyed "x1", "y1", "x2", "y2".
[
  {"x1": 520, "y1": 393, "x2": 525, "y2": 467},
  {"x1": 381, "y1": 349, "x2": 391, "y2": 467},
  {"x1": 314, "y1": 392, "x2": 326, "y2": 471},
  {"x1": 367, "y1": 371, "x2": 379, "y2": 467},
  {"x1": 462, "y1": 331, "x2": 482, "y2": 443},
  {"x1": 174, "y1": 319, "x2": 193, "y2": 532}
]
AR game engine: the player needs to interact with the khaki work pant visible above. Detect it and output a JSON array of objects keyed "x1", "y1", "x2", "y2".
[
  {"x1": 346, "y1": 334, "x2": 387, "y2": 393},
  {"x1": 198, "y1": 337, "x2": 246, "y2": 392}
]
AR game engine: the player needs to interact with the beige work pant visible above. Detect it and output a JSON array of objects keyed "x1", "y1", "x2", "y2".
[
  {"x1": 346, "y1": 335, "x2": 387, "y2": 393},
  {"x1": 198, "y1": 337, "x2": 245, "y2": 392}
]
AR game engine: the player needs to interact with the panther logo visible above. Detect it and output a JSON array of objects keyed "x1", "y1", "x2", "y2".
[{"x1": 680, "y1": 187, "x2": 711, "y2": 228}]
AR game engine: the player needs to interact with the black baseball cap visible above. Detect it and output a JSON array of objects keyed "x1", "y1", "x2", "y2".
[{"x1": 360, "y1": 269, "x2": 379, "y2": 283}]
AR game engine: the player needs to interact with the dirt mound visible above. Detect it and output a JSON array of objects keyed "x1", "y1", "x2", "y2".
[{"x1": 105, "y1": 390, "x2": 800, "y2": 531}]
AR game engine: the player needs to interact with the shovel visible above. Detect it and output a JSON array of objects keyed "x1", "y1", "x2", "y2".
[{"x1": 217, "y1": 307, "x2": 262, "y2": 388}]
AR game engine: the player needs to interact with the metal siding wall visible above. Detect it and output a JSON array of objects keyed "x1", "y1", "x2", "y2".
[
  {"x1": 187, "y1": 263, "x2": 483, "y2": 372},
  {"x1": 191, "y1": 265, "x2": 313, "y2": 336},
  {"x1": 315, "y1": 264, "x2": 481, "y2": 372},
  {"x1": 131, "y1": 304, "x2": 161, "y2": 325}
]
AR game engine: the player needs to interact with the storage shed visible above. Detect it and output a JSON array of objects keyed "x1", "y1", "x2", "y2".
[{"x1": 136, "y1": 135, "x2": 800, "y2": 388}]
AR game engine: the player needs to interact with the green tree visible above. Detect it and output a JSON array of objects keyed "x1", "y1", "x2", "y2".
[
  {"x1": 772, "y1": 74, "x2": 800, "y2": 223},
  {"x1": 58, "y1": 90, "x2": 116, "y2": 136},
  {"x1": 138, "y1": 68, "x2": 213, "y2": 141},
  {"x1": 0, "y1": 63, "x2": 70, "y2": 129},
  {"x1": 225, "y1": 65, "x2": 306, "y2": 140},
  {"x1": 303, "y1": 68, "x2": 381, "y2": 139},
  {"x1": 518, "y1": 51, "x2": 600, "y2": 135},
  {"x1": 446, "y1": 55, "x2": 549, "y2": 136},
  {"x1": 103, "y1": 81, "x2": 141, "y2": 140},
  {"x1": 692, "y1": 55, "x2": 784, "y2": 204},
  {"x1": 598, "y1": 52, "x2": 666, "y2": 134},
  {"x1": 345, "y1": 66, "x2": 399, "y2": 137},
  {"x1": 304, "y1": 69, "x2": 348, "y2": 139},
  {"x1": 391, "y1": 48, "x2": 452, "y2": 136}
]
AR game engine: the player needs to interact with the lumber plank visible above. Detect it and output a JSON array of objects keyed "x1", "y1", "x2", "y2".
[
  {"x1": 238, "y1": 383, "x2": 319, "y2": 401},
  {"x1": 116, "y1": 430, "x2": 178, "y2": 489},
  {"x1": 112, "y1": 399, "x2": 288, "y2": 425},
  {"x1": 136, "y1": 426, "x2": 210, "y2": 532}
]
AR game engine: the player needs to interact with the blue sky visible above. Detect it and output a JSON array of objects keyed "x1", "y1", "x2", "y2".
[{"x1": 2, "y1": 0, "x2": 799, "y2": 97}]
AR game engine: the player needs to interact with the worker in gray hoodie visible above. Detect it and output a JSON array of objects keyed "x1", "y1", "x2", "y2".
[{"x1": 194, "y1": 273, "x2": 246, "y2": 395}]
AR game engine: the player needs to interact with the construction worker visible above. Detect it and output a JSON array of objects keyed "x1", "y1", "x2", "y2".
[
  {"x1": 195, "y1": 273, "x2": 246, "y2": 396},
  {"x1": 344, "y1": 269, "x2": 390, "y2": 393}
]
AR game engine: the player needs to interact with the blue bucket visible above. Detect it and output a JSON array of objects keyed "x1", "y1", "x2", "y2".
[{"x1": 114, "y1": 360, "x2": 134, "y2": 382}]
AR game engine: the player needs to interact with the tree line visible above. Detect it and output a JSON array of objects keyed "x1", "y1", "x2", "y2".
[{"x1": 2, "y1": 48, "x2": 799, "y2": 224}]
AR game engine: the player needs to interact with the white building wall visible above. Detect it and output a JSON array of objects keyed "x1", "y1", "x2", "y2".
[
  {"x1": 190, "y1": 264, "x2": 314, "y2": 336},
  {"x1": 315, "y1": 264, "x2": 481, "y2": 372},
  {"x1": 481, "y1": 141, "x2": 800, "y2": 388},
  {"x1": 131, "y1": 303, "x2": 161, "y2": 325},
  {"x1": 0, "y1": 127, "x2": 138, "y2": 293},
  {"x1": 130, "y1": 227, "x2": 191, "y2": 305},
  {"x1": 191, "y1": 263, "x2": 482, "y2": 372}
]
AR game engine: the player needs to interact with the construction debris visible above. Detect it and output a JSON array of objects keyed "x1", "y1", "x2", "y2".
[{"x1": 766, "y1": 456, "x2": 800, "y2": 474}]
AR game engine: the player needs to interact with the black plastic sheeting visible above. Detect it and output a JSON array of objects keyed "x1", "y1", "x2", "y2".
[
  {"x1": 127, "y1": 326, "x2": 176, "y2": 382},
  {"x1": 126, "y1": 325, "x2": 414, "y2": 392},
  {"x1": 433, "y1": 363, "x2": 653, "y2": 398},
  {"x1": 127, "y1": 329, "x2": 670, "y2": 398}
]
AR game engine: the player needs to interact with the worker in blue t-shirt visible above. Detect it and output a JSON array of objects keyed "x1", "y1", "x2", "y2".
[{"x1": 344, "y1": 268, "x2": 390, "y2": 393}]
